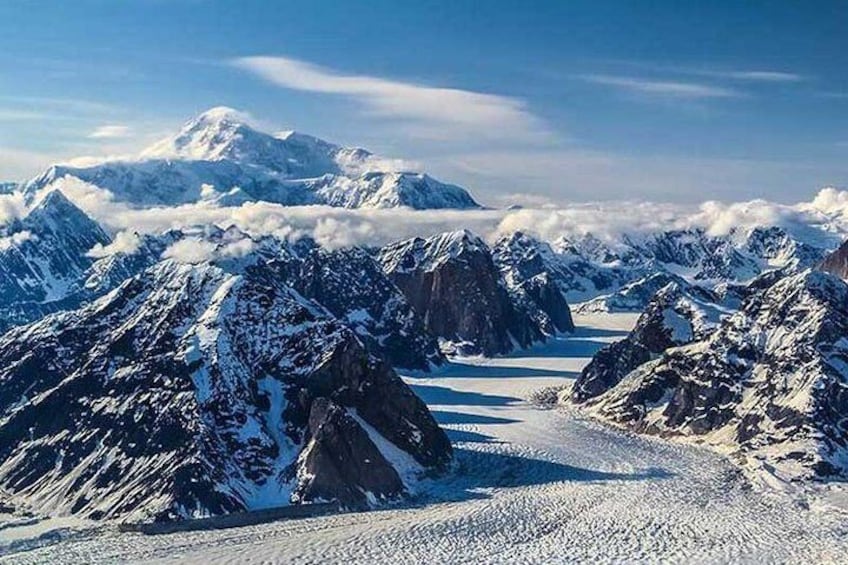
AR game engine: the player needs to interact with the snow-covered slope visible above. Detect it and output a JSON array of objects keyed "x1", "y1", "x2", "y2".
[
  {"x1": 574, "y1": 270, "x2": 848, "y2": 480},
  {"x1": 492, "y1": 226, "x2": 830, "y2": 305},
  {"x1": 570, "y1": 280, "x2": 727, "y2": 403},
  {"x1": 0, "y1": 257, "x2": 451, "y2": 522},
  {"x1": 274, "y1": 240, "x2": 444, "y2": 371},
  {"x1": 0, "y1": 191, "x2": 110, "y2": 330},
  {"x1": 24, "y1": 107, "x2": 480, "y2": 210}
]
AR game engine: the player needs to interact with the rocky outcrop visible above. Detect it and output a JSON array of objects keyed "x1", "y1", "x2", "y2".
[
  {"x1": 577, "y1": 270, "x2": 848, "y2": 480},
  {"x1": 492, "y1": 231, "x2": 575, "y2": 335},
  {"x1": 0, "y1": 257, "x2": 450, "y2": 522},
  {"x1": 276, "y1": 242, "x2": 443, "y2": 371},
  {"x1": 571, "y1": 282, "x2": 725, "y2": 403},
  {"x1": 378, "y1": 230, "x2": 555, "y2": 356},
  {"x1": 818, "y1": 238, "x2": 848, "y2": 280},
  {"x1": 292, "y1": 399, "x2": 405, "y2": 508}
]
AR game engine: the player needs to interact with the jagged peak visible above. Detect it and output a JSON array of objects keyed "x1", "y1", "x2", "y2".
[{"x1": 26, "y1": 190, "x2": 93, "y2": 227}]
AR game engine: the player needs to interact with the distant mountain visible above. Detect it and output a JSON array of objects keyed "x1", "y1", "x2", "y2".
[
  {"x1": 571, "y1": 269, "x2": 848, "y2": 481},
  {"x1": 0, "y1": 258, "x2": 451, "y2": 521},
  {"x1": 24, "y1": 107, "x2": 480, "y2": 210},
  {"x1": 574, "y1": 272, "x2": 721, "y2": 314},
  {"x1": 492, "y1": 226, "x2": 830, "y2": 304}
]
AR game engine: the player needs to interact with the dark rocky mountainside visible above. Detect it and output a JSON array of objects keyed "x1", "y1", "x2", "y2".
[
  {"x1": 0, "y1": 258, "x2": 450, "y2": 521},
  {"x1": 572, "y1": 270, "x2": 848, "y2": 480},
  {"x1": 571, "y1": 281, "x2": 726, "y2": 403},
  {"x1": 818, "y1": 238, "x2": 848, "y2": 280},
  {"x1": 274, "y1": 241, "x2": 444, "y2": 371},
  {"x1": 378, "y1": 230, "x2": 574, "y2": 356}
]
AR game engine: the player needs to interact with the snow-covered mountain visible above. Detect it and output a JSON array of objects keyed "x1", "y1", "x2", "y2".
[
  {"x1": 24, "y1": 107, "x2": 480, "y2": 210},
  {"x1": 0, "y1": 257, "x2": 451, "y2": 522},
  {"x1": 272, "y1": 240, "x2": 444, "y2": 371},
  {"x1": 570, "y1": 269, "x2": 848, "y2": 481},
  {"x1": 570, "y1": 280, "x2": 728, "y2": 403},
  {"x1": 490, "y1": 226, "x2": 830, "y2": 305},
  {"x1": 0, "y1": 191, "x2": 110, "y2": 330},
  {"x1": 378, "y1": 230, "x2": 574, "y2": 356}
]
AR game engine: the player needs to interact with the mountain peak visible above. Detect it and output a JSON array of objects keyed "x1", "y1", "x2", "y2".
[
  {"x1": 30, "y1": 189, "x2": 80, "y2": 219},
  {"x1": 194, "y1": 106, "x2": 248, "y2": 124},
  {"x1": 140, "y1": 107, "x2": 259, "y2": 161}
]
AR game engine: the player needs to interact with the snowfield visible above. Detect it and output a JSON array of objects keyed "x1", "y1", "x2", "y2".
[{"x1": 3, "y1": 312, "x2": 848, "y2": 564}]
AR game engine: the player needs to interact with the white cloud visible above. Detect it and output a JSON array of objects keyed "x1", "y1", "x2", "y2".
[
  {"x1": 31, "y1": 173, "x2": 848, "y2": 254},
  {"x1": 0, "y1": 230, "x2": 35, "y2": 251},
  {"x1": 719, "y1": 70, "x2": 804, "y2": 83},
  {"x1": 85, "y1": 230, "x2": 142, "y2": 258},
  {"x1": 232, "y1": 55, "x2": 552, "y2": 143},
  {"x1": 0, "y1": 191, "x2": 26, "y2": 225},
  {"x1": 162, "y1": 238, "x2": 218, "y2": 264},
  {"x1": 579, "y1": 74, "x2": 741, "y2": 99},
  {"x1": 88, "y1": 125, "x2": 132, "y2": 139}
]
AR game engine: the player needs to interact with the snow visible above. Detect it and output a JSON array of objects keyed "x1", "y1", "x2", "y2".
[{"x1": 4, "y1": 311, "x2": 847, "y2": 563}]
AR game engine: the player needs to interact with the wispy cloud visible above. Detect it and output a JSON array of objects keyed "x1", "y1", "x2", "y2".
[
  {"x1": 579, "y1": 74, "x2": 742, "y2": 99},
  {"x1": 231, "y1": 55, "x2": 552, "y2": 143},
  {"x1": 88, "y1": 125, "x2": 132, "y2": 139},
  {"x1": 0, "y1": 109, "x2": 50, "y2": 121},
  {"x1": 714, "y1": 70, "x2": 804, "y2": 83}
]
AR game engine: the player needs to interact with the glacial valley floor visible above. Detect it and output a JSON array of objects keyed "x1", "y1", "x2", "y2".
[{"x1": 3, "y1": 313, "x2": 848, "y2": 564}]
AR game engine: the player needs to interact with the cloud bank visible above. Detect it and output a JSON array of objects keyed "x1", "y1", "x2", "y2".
[
  {"x1": 579, "y1": 74, "x2": 742, "y2": 99},
  {"x1": 34, "y1": 176, "x2": 848, "y2": 255}
]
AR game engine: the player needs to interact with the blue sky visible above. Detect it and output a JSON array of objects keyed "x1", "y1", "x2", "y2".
[{"x1": 1, "y1": 0, "x2": 846, "y2": 204}]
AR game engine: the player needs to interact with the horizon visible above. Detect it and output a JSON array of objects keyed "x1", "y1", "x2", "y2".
[{"x1": 2, "y1": 1, "x2": 847, "y2": 205}]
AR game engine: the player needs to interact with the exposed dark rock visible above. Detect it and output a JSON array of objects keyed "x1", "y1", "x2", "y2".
[
  {"x1": 378, "y1": 230, "x2": 547, "y2": 356},
  {"x1": 276, "y1": 241, "x2": 444, "y2": 371},
  {"x1": 292, "y1": 398, "x2": 404, "y2": 509},
  {"x1": 580, "y1": 270, "x2": 848, "y2": 480},
  {"x1": 571, "y1": 282, "x2": 725, "y2": 403},
  {"x1": 0, "y1": 257, "x2": 450, "y2": 521}
]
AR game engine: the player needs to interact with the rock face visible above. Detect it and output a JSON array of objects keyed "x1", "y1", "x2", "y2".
[
  {"x1": 293, "y1": 398, "x2": 404, "y2": 506},
  {"x1": 0, "y1": 258, "x2": 450, "y2": 521},
  {"x1": 24, "y1": 107, "x2": 480, "y2": 211},
  {"x1": 378, "y1": 230, "x2": 569, "y2": 356},
  {"x1": 0, "y1": 191, "x2": 110, "y2": 331},
  {"x1": 571, "y1": 282, "x2": 726, "y2": 403},
  {"x1": 576, "y1": 270, "x2": 848, "y2": 480},
  {"x1": 276, "y1": 242, "x2": 443, "y2": 371},
  {"x1": 818, "y1": 238, "x2": 848, "y2": 280},
  {"x1": 492, "y1": 232, "x2": 575, "y2": 335}
]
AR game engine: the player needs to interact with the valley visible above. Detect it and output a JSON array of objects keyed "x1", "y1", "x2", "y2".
[{"x1": 4, "y1": 313, "x2": 847, "y2": 564}]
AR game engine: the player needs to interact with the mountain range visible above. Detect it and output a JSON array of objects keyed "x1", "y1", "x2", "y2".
[{"x1": 2, "y1": 107, "x2": 848, "y2": 522}]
